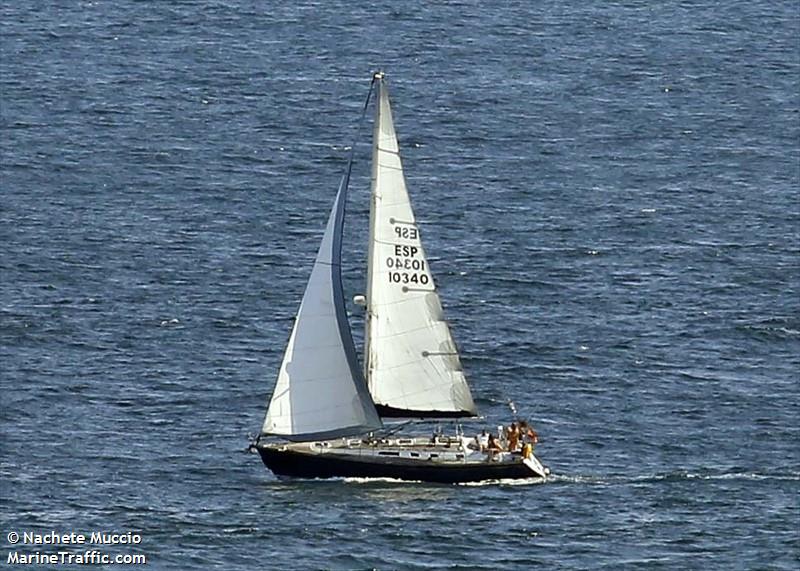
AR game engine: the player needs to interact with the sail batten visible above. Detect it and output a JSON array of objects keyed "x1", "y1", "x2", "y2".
[{"x1": 364, "y1": 77, "x2": 478, "y2": 419}]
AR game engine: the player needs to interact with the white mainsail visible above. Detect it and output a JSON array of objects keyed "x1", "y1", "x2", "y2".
[
  {"x1": 263, "y1": 172, "x2": 382, "y2": 440},
  {"x1": 364, "y1": 76, "x2": 477, "y2": 418}
]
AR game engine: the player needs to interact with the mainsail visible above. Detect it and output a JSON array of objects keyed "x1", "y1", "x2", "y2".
[
  {"x1": 364, "y1": 76, "x2": 477, "y2": 418},
  {"x1": 263, "y1": 166, "x2": 382, "y2": 440}
]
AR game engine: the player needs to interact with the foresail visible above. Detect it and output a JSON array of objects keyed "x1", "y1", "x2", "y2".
[
  {"x1": 263, "y1": 174, "x2": 382, "y2": 440},
  {"x1": 365, "y1": 78, "x2": 477, "y2": 418}
]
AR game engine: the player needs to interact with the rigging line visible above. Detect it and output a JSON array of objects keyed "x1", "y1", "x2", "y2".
[
  {"x1": 376, "y1": 419, "x2": 414, "y2": 437},
  {"x1": 339, "y1": 73, "x2": 379, "y2": 180}
]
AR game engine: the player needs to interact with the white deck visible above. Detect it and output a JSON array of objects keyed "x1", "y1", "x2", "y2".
[{"x1": 279, "y1": 435, "x2": 535, "y2": 467}]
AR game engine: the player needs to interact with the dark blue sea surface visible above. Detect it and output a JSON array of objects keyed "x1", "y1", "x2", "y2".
[{"x1": 2, "y1": 1, "x2": 798, "y2": 569}]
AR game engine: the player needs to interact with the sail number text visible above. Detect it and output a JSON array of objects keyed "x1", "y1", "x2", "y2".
[
  {"x1": 394, "y1": 226, "x2": 418, "y2": 240},
  {"x1": 386, "y1": 244, "x2": 429, "y2": 286}
]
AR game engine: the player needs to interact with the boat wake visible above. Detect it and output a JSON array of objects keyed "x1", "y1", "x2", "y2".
[
  {"x1": 546, "y1": 469, "x2": 800, "y2": 486},
  {"x1": 342, "y1": 477, "x2": 423, "y2": 485},
  {"x1": 271, "y1": 475, "x2": 547, "y2": 486},
  {"x1": 341, "y1": 476, "x2": 548, "y2": 487},
  {"x1": 272, "y1": 469, "x2": 798, "y2": 486},
  {"x1": 456, "y1": 477, "x2": 546, "y2": 487}
]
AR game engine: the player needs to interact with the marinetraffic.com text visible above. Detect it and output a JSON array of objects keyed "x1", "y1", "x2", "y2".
[{"x1": 6, "y1": 531, "x2": 146, "y2": 566}]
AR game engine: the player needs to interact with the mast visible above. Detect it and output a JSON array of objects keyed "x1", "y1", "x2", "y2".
[{"x1": 364, "y1": 71, "x2": 383, "y2": 382}]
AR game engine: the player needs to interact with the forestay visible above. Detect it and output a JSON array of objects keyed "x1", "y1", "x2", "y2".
[
  {"x1": 263, "y1": 171, "x2": 382, "y2": 440},
  {"x1": 364, "y1": 77, "x2": 477, "y2": 418}
]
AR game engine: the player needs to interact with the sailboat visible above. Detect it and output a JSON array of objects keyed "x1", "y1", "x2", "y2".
[{"x1": 253, "y1": 72, "x2": 549, "y2": 483}]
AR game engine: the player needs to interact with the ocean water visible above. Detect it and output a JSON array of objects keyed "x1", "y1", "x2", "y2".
[{"x1": 1, "y1": 1, "x2": 798, "y2": 569}]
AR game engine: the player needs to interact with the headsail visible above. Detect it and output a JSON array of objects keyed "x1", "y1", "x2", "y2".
[
  {"x1": 263, "y1": 163, "x2": 382, "y2": 440},
  {"x1": 364, "y1": 75, "x2": 477, "y2": 418}
]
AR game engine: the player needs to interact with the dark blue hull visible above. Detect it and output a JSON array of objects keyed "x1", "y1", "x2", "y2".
[{"x1": 257, "y1": 445, "x2": 544, "y2": 484}]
